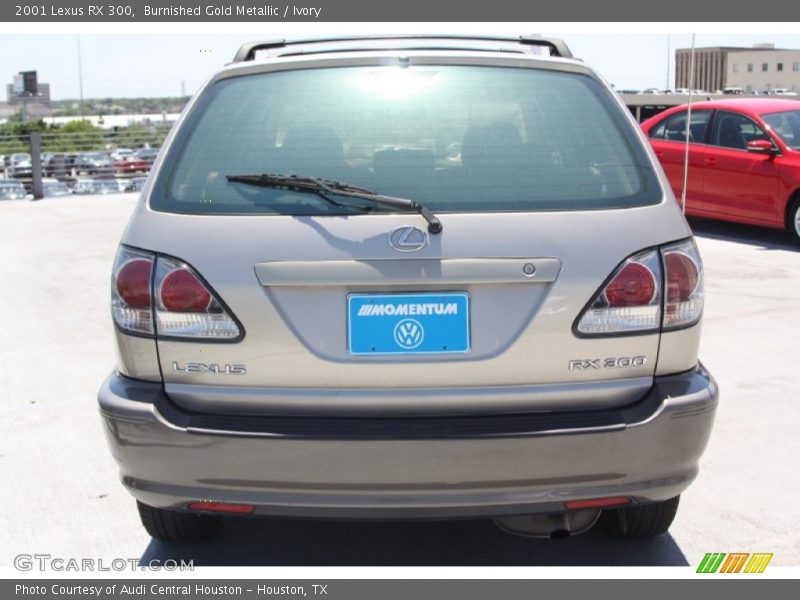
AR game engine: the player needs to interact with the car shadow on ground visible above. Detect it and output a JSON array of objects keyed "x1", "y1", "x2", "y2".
[
  {"x1": 688, "y1": 217, "x2": 797, "y2": 251},
  {"x1": 140, "y1": 517, "x2": 689, "y2": 566}
]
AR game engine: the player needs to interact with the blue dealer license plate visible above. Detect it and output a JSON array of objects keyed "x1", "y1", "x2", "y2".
[{"x1": 348, "y1": 292, "x2": 470, "y2": 355}]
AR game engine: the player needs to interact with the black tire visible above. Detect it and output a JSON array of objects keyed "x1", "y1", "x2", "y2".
[
  {"x1": 136, "y1": 501, "x2": 222, "y2": 543},
  {"x1": 599, "y1": 496, "x2": 680, "y2": 538},
  {"x1": 788, "y1": 196, "x2": 800, "y2": 245}
]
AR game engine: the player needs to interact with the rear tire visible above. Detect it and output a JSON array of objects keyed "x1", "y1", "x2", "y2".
[
  {"x1": 599, "y1": 496, "x2": 680, "y2": 538},
  {"x1": 136, "y1": 501, "x2": 221, "y2": 543},
  {"x1": 788, "y1": 196, "x2": 800, "y2": 245}
]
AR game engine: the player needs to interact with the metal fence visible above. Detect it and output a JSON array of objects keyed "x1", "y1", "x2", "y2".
[{"x1": 0, "y1": 127, "x2": 171, "y2": 198}]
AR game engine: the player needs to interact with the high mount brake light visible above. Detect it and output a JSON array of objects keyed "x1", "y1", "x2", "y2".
[
  {"x1": 110, "y1": 247, "x2": 241, "y2": 341},
  {"x1": 576, "y1": 240, "x2": 704, "y2": 336}
]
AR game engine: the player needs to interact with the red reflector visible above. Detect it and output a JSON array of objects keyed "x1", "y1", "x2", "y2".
[
  {"x1": 161, "y1": 269, "x2": 212, "y2": 312},
  {"x1": 116, "y1": 259, "x2": 152, "y2": 308},
  {"x1": 664, "y1": 251, "x2": 699, "y2": 303},
  {"x1": 604, "y1": 262, "x2": 656, "y2": 307},
  {"x1": 565, "y1": 497, "x2": 631, "y2": 510},
  {"x1": 188, "y1": 502, "x2": 255, "y2": 514}
]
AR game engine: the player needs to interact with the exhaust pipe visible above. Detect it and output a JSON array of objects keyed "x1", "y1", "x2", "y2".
[{"x1": 494, "y1": 509, "x2": 600, "y2": 539}]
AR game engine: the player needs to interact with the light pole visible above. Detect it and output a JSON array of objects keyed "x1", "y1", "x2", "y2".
[{"x1": 77, "y1": 34, "x2": 85, "y2": 119}]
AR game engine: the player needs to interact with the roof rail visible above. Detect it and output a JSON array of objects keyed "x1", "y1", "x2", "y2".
[{"x1": 231, "y1": 35, "x2": 573, "y2": 63}]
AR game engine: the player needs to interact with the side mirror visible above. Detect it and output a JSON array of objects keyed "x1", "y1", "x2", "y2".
[{"x1": 746, "y1": 139, "x2": 778, "y2": 156}]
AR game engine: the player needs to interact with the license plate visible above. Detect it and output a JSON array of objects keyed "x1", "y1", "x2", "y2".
[{"x1": 348, "y1": 292, "x2": 470, "y2": 355}]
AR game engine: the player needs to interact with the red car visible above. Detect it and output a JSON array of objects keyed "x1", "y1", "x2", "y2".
[
  {"x1": 641, "y1": 99, "x2": 800, "y2": 243},
  {"x1": 113, "y1": 157, "x2": 151, "y2": 174}
]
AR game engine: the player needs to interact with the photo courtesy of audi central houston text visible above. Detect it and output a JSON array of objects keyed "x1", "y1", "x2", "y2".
[{"x1": 98, "y1": 35, "x2": 718, "y2": 544}]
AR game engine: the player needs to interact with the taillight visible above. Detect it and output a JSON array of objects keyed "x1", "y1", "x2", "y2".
[
  {"x1": 575, "y1": 239, "x2": 704, "y2": 336},
  {"x1": 662, "y1": 239, "x2": 703, "y2": 329},
  {"x1": 154, "y1": 256, "x2": 241, "y2": 340},
  {"x1": 604, "y1": 262, "x2": 657, "y2": 307},
  {"x1": 160, "y1": 270, "x2": 212, "y2": 312},
  {"x1": 111, "y1": 248, "x2": 154, "y2": 335},
  {"x1": 110, "y1": 246, "x2": 241, "y2": 341},
  {"x1": 576, "y1": 249, "x2": 662, "y2": 335}
]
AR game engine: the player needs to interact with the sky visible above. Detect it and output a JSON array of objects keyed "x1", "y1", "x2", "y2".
[{"x1": 1, "y1": 31, "x2": 799, "y2": 100}]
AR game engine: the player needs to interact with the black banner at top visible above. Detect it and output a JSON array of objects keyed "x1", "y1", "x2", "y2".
[{"x1": 1, "y1": 0, "x2": 798, "y2": 22}]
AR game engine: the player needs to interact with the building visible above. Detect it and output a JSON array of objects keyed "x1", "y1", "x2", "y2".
[
  {"x1": 5, "y1": 71, "x2": 52, "y2": 121},
  {"x1": 726, "y1": 49, "x2": 800, "y2": 92},
  {"x1": 6, "y1": 81, "x2": 51, "y2": 107},
  {"x1": 676, "y1": 44, "x2": 800, "y2": 93},
  {"x1": 675, "y1": 47, "x2": 752, "y2": 92}
]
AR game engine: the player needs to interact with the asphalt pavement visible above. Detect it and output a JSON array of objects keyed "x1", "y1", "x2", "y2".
[{"x1": 0, "y1": 194, "x2": 798, "y2": 567}]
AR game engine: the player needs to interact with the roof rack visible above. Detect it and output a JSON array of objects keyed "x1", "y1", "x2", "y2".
[{"x1": 231, "y1": 35, "x2": 573, "y2": 63}]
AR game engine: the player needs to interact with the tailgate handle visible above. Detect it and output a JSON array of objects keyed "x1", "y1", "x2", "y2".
[{"x1": 255, "y1": 258, "x2": 562, "y2": 286}]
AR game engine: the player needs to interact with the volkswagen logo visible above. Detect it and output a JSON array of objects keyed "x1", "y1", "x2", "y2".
[
  {"x1": 393, "y1": 319, "x2": 424, "y2": 349},
  {"x1": 388, "y1": 225, "x2": 428, "y2": 252}
]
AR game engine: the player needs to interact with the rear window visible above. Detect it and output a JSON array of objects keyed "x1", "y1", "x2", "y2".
[{"x1": 152, "y1": 65, "x2": 661, "y2": 215}]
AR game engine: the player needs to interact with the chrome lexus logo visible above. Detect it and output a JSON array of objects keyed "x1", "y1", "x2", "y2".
[
  {"x1": 388, "y1": 226, "x2": 428, "y2": 252},
  {"x1": 394, "y1": 319, "x2": 424, "y2": 349}
]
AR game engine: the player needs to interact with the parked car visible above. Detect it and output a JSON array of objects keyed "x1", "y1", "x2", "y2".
[
  {"x1": 8, "y1": 153, "x2": 32, "y2": 177},
  {"x1": 74, "y1": 152, "x2": 113, "y2": 175},
  {"x1": 99, "y1": 35, "x2": 717, "y2": 544},
  {"x1": 111, "y1": 148, "x2": 135, "y2": 161},
  {"x1": 128, "y1": 176, "x2": 149, "y2": 192},
  {"x1": 42, "y1": 153, "x2": 74, "y2": 177},
  {"x1": 768, "y1": 88, "x2": 798, "y2": 97},
  {"x1": 42, "y1": 180, "x2": 72, "y2": 197},
  {"x1": 0, "y1": 179, "x2": 27, "y2": 200},
  {"x1": 133, "y1": 147, "x2": 159, "y2": 164},
  {"x1": 113, "y1": 156, "x2": 151, "y2": 174},
  {"x1": 71, "y1": 177, "x2": 119, "y2": 195},
  {"x1": 642, "y1": 98, "x2": 800, "y2": 243}
]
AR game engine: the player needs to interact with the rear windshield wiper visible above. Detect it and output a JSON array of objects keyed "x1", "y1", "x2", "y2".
[{"x1": 225, "y1": 173, "x2": 442, "y2": 234}]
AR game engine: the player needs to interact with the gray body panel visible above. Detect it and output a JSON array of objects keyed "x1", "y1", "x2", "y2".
[{"x1": 98, "y1": 367, "x2": 717, "y2": 517}]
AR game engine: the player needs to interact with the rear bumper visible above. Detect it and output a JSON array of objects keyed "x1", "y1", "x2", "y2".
[{"x1": 98, "y1": 365, "x2": 718, "y2": 518}]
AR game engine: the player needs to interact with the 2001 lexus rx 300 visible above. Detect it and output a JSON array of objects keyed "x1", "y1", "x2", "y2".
[{"x1": 98, "y1": 36, "x2": 718, "y2": 543}]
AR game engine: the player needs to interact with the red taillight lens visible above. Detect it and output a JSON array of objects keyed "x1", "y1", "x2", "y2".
[
  {"x1": 160, "y1": 269, "x2": 212, "y2": 312},
  {"x1": 116, "y1": 259, "x2": 152, "y2": 308},
  {"x1": 154, "y1": 256, "x2": 241, "y2": 339},
  {"x1": 604, "y1": 262, "x2": 657, "y2": 307},
  {"x1": 664, "y1": 251, "x2": 699, "y2": 303},
  {"x1": 576, "y1": 249, "x2": 662, "y2": 335}
]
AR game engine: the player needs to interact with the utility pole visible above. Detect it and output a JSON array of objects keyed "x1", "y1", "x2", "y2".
[
  {"x1": 666, "y1": 34, "x2": 671, "y2": 89},
  {"x1": 77, "y1": 34, "x2": 85, "y2": 118}
]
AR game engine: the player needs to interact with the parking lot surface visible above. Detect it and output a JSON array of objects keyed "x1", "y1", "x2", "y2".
[{"x1": 1, "y1": 194, "x2": 798, "y2": 566}]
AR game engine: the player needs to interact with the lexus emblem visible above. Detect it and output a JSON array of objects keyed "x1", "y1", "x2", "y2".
[{"x1": 388, "y1": 226, "x2": 428, "y2": 252}]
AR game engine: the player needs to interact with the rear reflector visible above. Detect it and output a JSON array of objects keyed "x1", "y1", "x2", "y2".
[
  {"x1": 187, "y1": 502, "x2": 255, "y2": 514},
  {"x1": 565, "y1": 497, "x2": 631, "y2": 510}
]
